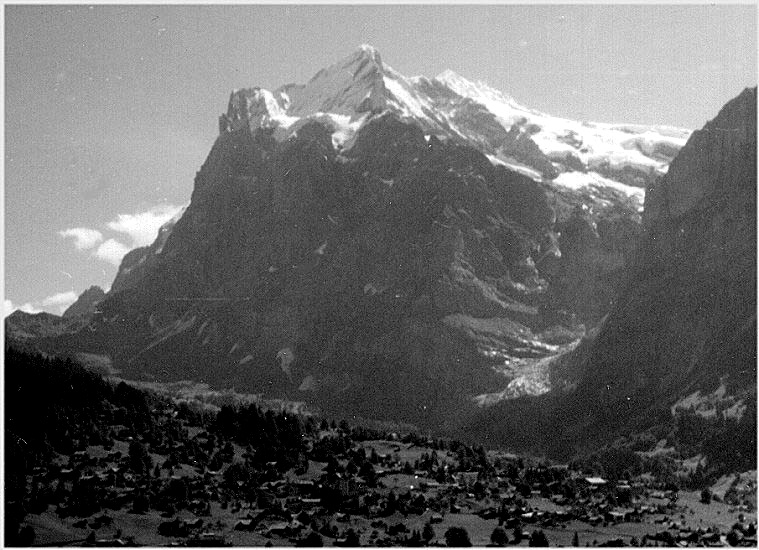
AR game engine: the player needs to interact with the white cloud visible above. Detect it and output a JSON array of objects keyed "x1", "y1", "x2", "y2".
[
  {"x1": 58, "y1": 227, "x2": 104, "y2": 250},
  {"x1": 41, "y1": 291, "x2": 78, "y2": 312},
  {"x1": 60, "y1": 203, "x2": 185, "y2": 267},
  {"x1": 94, "y1": 239, "x2": 132, "y2": 266},
  {"x1": 107, "y1": 204, "x2": 184, "y2": 247},
  {"x1": 4, "y1": 299, "x2": 41, "y2": 316}
]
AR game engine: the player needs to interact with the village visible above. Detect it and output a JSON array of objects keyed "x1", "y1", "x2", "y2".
[{"x1": 19, "y1": 399, "x2": 757, "y2": 548}]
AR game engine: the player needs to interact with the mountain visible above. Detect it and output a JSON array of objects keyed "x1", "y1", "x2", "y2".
[
  {"x1": 5, "y1": 286, "x2": 106, "y2": 345},
  {"x1": 62, "y1": 285, "x2": 106, "y2": 318},
  {"x1": 465, "y1": 87, "x2": 756, "y2": 459},
  {"x1": 218, "y1": 45, "x2": 688, "y2": 191},
  {"x1": 8, "y1": 46, "x2": 691, "y2": 431},
  {"x1": 5, "y1": 310, "x2": 89, "y2": 342}
]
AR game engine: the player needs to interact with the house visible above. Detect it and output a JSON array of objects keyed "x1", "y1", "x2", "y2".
[
  {"x1": 604, "y1": 511, "x2": 627, "y2": 523},
  {"x1": 300, "y1": 498, "x2": 322, "y2": 508},
  {"x1": 338, "y1": 478, "x2": 364, "y2": 498},
  {"x1": 457, "y1": 471, "x2": 479, "y2": 486},
  {"x1": 583, "y1": 477, "x2": 608, "y2": 488},
  {"x1": 266, "y1": 522, "x2": 292, "y2": 537},
  {"x1": 159, "y1": 518, "x2": 189, "y2": 537},
  {"x1": 234, "y1": 519, "x2": 255, "y2": 531}
]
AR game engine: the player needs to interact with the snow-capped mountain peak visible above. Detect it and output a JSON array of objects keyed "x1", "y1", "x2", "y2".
[
  {"x1": 218, "y1": 45, "x2": 691, "y2": 199},
  {"x1": 435, "y1": 69, "x2": 520, "y2": 111}
]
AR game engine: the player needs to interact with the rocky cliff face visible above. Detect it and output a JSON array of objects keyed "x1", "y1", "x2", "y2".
[
  {"x1": 62, "y1": 286, "x2": 106, "y2": 319},
  {"x1": 464, "y1": 87, "x2": 756, "y2": 455},
  {"x1": 90, "y1": 116, "x2": 574, "y2": 425},
  {"x1": 582, "y1": 88, "x2": 756, "y2": 408},
  {"x1": 11, "y1": 47, "x2": 692, "y2": 431}
]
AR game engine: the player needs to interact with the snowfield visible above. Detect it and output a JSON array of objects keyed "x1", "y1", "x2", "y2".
[{"x1": 222, "y1": 45, "x2": 691, "y2": 197}]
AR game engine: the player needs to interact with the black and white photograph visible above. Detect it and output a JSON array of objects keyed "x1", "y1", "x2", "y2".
[{"x1": 3, "y1": 3, "x2": 757, "y2": 547}]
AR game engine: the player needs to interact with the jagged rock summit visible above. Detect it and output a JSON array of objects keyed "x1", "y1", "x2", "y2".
[
  {"x1": 8, "y1": 47, "x2": 697, "y2": 433},
  {"x1": 219, "y1": 45, "x2": 689, "y2": 190},
  {"x1": 62, "y1": 286, "x2": 106, "y2": 318}
]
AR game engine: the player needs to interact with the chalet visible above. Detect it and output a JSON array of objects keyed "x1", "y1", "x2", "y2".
[
  {"x1": 300, "y1": 498, "x2": 322, "y2": 508},
  {"x1": 604, "y1": 510, "x2": 627, "y2": 523},
  {"x1": 337, "y1": 478, "x2": 364, "y2": 498},
  {"x1": 292, "y1": 479, "x2": 315, "y2": 491},
  {"x1": 159, "y1": 518, "x2": 189, "y2": 537},
  {"x1": 234, "y1": 519, "x2": 255, "y2": 531},
  {"x1": 583, "y1": 477, "x2": 608, "y2": 488},
  {"x1": 457, "y1": 471, "x2": 479, "y2": 486},
  {"x1": 586, "y1": 515, "x2": 603, "y2": 525},
  {"x1": 266, "y1": 521, "x2": 293, "y2": 537}
]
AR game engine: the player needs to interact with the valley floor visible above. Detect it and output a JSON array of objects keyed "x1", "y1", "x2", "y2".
[{"x1": 21, "y1": 433, "x2": 757, "y2": 547}]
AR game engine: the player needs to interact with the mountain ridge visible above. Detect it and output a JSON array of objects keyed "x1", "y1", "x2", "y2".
[{"x1": 217, "y1": 45, "x2": 690, "y2": 190}]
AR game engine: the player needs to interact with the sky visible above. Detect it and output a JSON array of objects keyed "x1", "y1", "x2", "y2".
[{"x1": 4, "y1": 4, "x2": 757, "y2": 315}]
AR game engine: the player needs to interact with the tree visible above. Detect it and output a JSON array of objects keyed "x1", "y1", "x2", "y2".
[
  {"x1": 444, "y1": 527, "x2": 472, "y2": 547},
  {"x1": 128, "y1": 440, "x2": 152, "y2": 475},
  {"x1": 16, "y1": 525, "x2": 36, "y2": 546},
  {"x1": 360, "y1": 461, "x2": 377, "y2": 487},
  {"x1": 529, "y1": 530, "x2": 549, "y2": 547},
  {"x1": 131, "y1": 493, "x2": 150, "y2": 514},
  {"x1": 422, "y1": 522, "x2": 435, "y2": 544},
  {"x1": 297, "y1": 531, "x2": 324, "y2": 547},
  {"x1": 407, "y1": 530, "x2": 423, "y2": 547},
  {"x1": 345, "y1": 528, "x2": 360, "y2": 547},
  {"x1": 490, "y1": 526, "x2": 508, "y2": 546}
]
